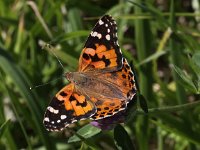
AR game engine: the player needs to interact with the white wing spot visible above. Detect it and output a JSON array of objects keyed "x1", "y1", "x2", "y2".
[
  {"x1": 47, "y1": 106, "x2": 59, "y2": 114},
  {"x1": 106, "y1": 34, "x2": 110, "y2": 41},
  {"x1": 90, "y1": 31, "x2": 93, "y2": 35},
  {"x1": 99, "y1": 19, "x2": 104, "y2": 25},
  {"x1": 91, "y1": 31, "x2": 102, "y2": 39},
  {"x1": 116, "y1": 41, "x2": 119, "y2": 46},
  {"x1": 105, "y1": 24, "x2": 108, "y2": 27},
  {"x1": 91, "y1": 31, "x2": 97, "y2": 37},
  {"x1": 107, "y1": 29, "x2": 110, "y2": 33},
  {"x1": 97, "y1": 33, "x2": 102, "y2": 39},
  {"x1": 47, "y1": 106, "x2": 53, "y2": 112},
  {"x1": 54, "y1": 109, "x2": 59, "y2": 114},
  {"x1": 44, "y1": 117, "x2": 50, "y2": 122},
  {"x1": 61, "y1": 115, "x2": 67, "y2": 120},
  {"x1": 57, "y1": 120, "x2": 61, "y2": 123},
  {"x1": 51, "y1": 121, "x2": 54, "y2": 124},
  {"x1": 72, "y1": 120, "x2": 77, "y2": 123}
]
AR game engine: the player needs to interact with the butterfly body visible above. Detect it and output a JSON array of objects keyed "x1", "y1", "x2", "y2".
[
  {"x1": 66, "y1": 71, "x2": 126, "y2": 100},
  {"x1": 44, "y1": 15, "x2": 136, "y2": 131}
]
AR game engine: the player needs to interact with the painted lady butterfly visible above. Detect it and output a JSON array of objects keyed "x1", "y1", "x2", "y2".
[{"x1": 43, "y1": 15, "x2": 137, "y2": 131}]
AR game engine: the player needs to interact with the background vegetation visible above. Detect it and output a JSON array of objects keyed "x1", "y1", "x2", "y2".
[{"x1": 1, "y1": 0, "x2": 200, "y2": 149}]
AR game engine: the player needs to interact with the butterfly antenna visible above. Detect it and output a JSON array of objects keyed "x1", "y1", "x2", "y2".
[
  {"x1": 42, "y1": 43, "x2": 65, "y2": 71},
  {"x1": 30, "y1": 75, "x2": 65, "y2": 90}
]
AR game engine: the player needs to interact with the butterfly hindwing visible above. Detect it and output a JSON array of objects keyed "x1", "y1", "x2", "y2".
[
  {"x1": 79, "y1": 15, "x2": 123, "y2": 72},
  {"x1": 97, "y1": 58, "x2": 136, "y2": 102},
  {"x1": 91, "y1": 97, "x2": 127, "y2": 120},
  {"x1": 43, "y1": 83, "x2": 96, "y2": 131},
  {"x1": 90, "y1": 58, "x2": 137, "y2": 120}
]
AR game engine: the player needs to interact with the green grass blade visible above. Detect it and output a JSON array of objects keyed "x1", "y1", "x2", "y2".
[
  {"x1": 134, "y1": 1, "x2": 154, "y2": 149},
  {"x1": 0, "y1": 120, "x2": 11, "y2": 138},
  {"x1": 68, "y1": 124, "x2": 101, "y2": 143},
  {"x1": 2, "y1": 84, "x2": 33, "y2": 149},
  {"x1": 151, "y1": 113, "x2": 200, "y2": 145},
  {"x1": 114, "y1": 125, "x2": 135, "y2": 150},
  {"x1": 173, "y1": 65, "x2": 198, "y2": 93},
  {"x1": 169, "y1": 0, "x2": 187, "y2": 104},
  {"x1": 0, "y1": 49, "x2": 55, "y2": 149},
  {"x1": 0, "y1": 98, "x2": 16, "y2": 150}
]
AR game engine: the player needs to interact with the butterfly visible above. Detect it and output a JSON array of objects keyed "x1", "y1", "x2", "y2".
[{"x1": 43, "y1": 15, "x2": 137, "y2": 131}]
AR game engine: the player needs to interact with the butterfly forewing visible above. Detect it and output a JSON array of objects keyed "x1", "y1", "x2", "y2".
[
  {"x1": 43, "y1": 84, "x2": 96, "y2": 131},
  {"x1": 79, "y1": 15, "x2": 123, "y2": 72}
]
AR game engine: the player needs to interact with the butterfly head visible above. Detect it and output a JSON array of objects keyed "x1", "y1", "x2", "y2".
[
  {"x1": 65, "y1": 72, "x2": 73, "y2": 81},
  {"x1": 65, "y1": 72, "x2": 78, "y2": 84},
  {"x1": 65, "y1": 72, "x2": 85, "y2": 86}
]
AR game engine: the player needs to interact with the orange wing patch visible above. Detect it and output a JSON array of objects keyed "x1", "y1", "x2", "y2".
[
  {"x1": 97, "y1": 58, "x2": 136, "y2": 102},
  {"x1": 68, "y1": 92, "x2": 95, "y2": 118},
  {"x1": 91, "y1": 98, "x2": 126, "y2": 120},
  {"x1": 79, "y1": 44, "x2": 121, "y2": 72},
  {"x1": 43, "y1": 83, "x2": 96, "y2": 131},
  {"x1": 95, "y1": 44, "x2": 107, "y2": 53}
]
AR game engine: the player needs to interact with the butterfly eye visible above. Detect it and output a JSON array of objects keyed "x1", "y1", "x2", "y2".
[
  {"x1": 66, "y1": 72, "x2": 75, "y2": 82},
  {"x1": 65, "y1": 72, "x2": 71, "y2": 80}
]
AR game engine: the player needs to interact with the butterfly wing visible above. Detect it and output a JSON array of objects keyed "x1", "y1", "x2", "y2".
[
  {"x1": 90, "y1": 97, "x2": 127, "y2": 120},
  {"x1": 79, "y1": 15, "x2": 123, "y2": 72},
  {"x1": 78, "y1": 15, "x2": 136, "y2": 120},
  {"x1": 91, "y1": 58, "x2": 137, "y2": 120},
  {"x1": 98, "y1": 58, "x2": 136, "y2": 101},
  {"x1": 43, "y1": 83, "x2": 96, "y2": 131}
]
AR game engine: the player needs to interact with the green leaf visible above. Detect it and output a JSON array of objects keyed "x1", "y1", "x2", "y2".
[
  {"x1": 68, "y1": 124, "x2": 101, "y2": 143},
  {"x1": 192, "y1": 52, "x2": 200, "y2": 73},
  {"x1": 136, "y1": 50, "x2": 167, "y2": 67},
  {"x1": 151, "y1": 113, "x2": 200, "y2": 145},
  {"x1": 0, "y1": 120, "x2": 10, "y2": 138},
  {"x1": 114, "y1": 124, "x2": 135, "y2": 150},
  {"x1": 53, "y1": 30, "x2": 90, "y2": 43},
  {"x1": 173, "y1": 65, "x2": 197, "y2": 93},
  {"x1": 139, "y1": 94, "x2": 148, "y2": 113},
  {"x1": 0, "y1": 17, "x2": 18, "y2": 26},
  {"x1": 41, "y1": 43, "x2": 78, "y2": 70}
]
